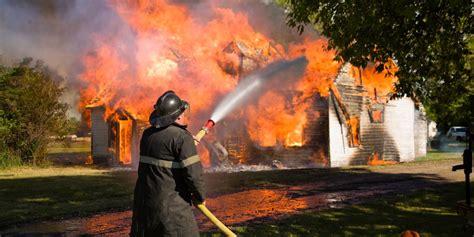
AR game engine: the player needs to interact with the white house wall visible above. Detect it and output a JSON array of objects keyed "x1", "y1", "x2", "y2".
[
  {"x1": 384, "y1": 97, "x2": 416, "y2": 162},
  {"x1": 329, "y1": 94, "x2": 421, "y2": 166},
  {"x1": 414, "y1": 108, "x2": 428, "y2": 157},
  {"x1": 328, "y1": 94, "x2": 356, "y2": 167},
  {"x1": 90, "y1": 106, "x2": 109, "y2": 157}
]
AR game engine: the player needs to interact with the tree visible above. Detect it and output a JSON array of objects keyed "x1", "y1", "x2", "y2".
[
  {"x1": 280, "y1": 0, "x2": 473, "y2": 130},
  {"x1": 0, "y1": 58, "x2": 69, "y2": 165}
]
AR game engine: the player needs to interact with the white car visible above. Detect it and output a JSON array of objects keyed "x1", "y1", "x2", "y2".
[{"x1": 447, "y1": 126, "x2": 468, "y2": 140}]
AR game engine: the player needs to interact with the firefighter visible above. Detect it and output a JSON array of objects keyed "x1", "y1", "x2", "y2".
[{"x1": 130, "y1": 90, "x2": 205, "y2": 237}]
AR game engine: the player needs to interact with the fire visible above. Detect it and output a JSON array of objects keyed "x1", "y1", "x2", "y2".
[
  {"x1": 348, "y1": 60, "x2": 397, "y2": 149},
  {"x1": 118, "y1": 120, "x2": 132, "y2": 164},
  {"x1": 80, "y1": 45, "x2": 131, "y2": 119},
  {"x1": 246, "y1": 91, "x2": 309, "y2": 147},
  {"x1": 81, "y1": 0, "x2": 263, "y2": 120},
  {"x1": 290, "y1": 39, "x2": 341, "y2": 98},
  {"x1": 349, "y1": 116, "x2": 360, "y2": 147},
  {"x1": 245, "y1": 39, "x2": 340, "y2": 147},
  {"x1": 371, "y1": 110, "x2": 383, "y2": 122},
  {"x1": 368, "y1": 152, "x2": 397, "y2": 166},
  {"x1": 285, "y1": 121, "x2": 304, "y2": 147},
  {"x1": 79, "y1": 0, "x2": 391, "y2": 165},
  {"x1": 76, "y1": 1, "x2": 408, "y2": 168},
  {"x1": 351, "y1": 59, "x2": 398, "y2": 102},
  {"x1": 79, "y1": 1, "x2": 341, "y2": 148}
]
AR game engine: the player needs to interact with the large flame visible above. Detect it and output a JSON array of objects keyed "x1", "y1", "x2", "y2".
[
  {"x1": 78, "y1": 0, "x2": 396, "y2": 166},
  {"x1": 79, "y1": 0, "x2": 340, "y2": 149},
  {"x1": 118, "y1": 120, "x2": 132, "y2": 164},
  {"x1": 245, "y1": 39, "x2": 340, "y2": 147},
  {"x1": 246, "y1": 91, "x2": 309, "y2": 147}
]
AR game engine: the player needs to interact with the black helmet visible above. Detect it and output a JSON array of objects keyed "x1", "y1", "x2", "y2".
[{"x1": 149, "y1": 90, "x2": 189, "y2": 128}]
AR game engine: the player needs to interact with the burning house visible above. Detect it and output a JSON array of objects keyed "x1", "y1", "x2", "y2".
[
  {"x1": 200, "y1": 63, "x2": 427, "y2": 168},
  {"x1": 87, "y1": 61, "x2": 427, "y2": 168},
  {"x1": 87, "y1": 105, "x2": 145, "y2": 167},
  {"x1": 327, "y1": 64, "x2": 427, "y2": 166},
  {"x1": 82, "y1": 1, "x2": 427, "y2": 169}
]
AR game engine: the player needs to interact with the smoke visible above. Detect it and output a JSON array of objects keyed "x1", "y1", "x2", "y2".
[
  {"x1": 0, "y1": 0, "x2": 133, "y2": 117},
  {"x1": 178, "y1": 0, "x2": 316, "y2": 46},
  {"x1": 433, "y1": 135, "x2": 469, "y2": 153},
  {"x1": 213, "y1": 0, "x2": 318, "y2": 44}
]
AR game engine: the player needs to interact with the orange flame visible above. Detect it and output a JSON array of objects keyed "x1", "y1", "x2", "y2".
[
  {"x1": 79, "y1": 1, "x2": 341, "y2": 150},
  {"x1": 368, "y1": 152, "x2": 397, "y2": 166},
  {"x1": 118, "y1": 120, "x2": 132, "y2": 164},
  {"x1": 78, "y1": 1, "x2": 408, "y2": 166},
  {"x1": 349, "y1": 116, "x2": 360, "y2": 147},
  {"x1": 245, "y1": 39, "x2": 341, "y2": 147},
  {"x1": 246, "y1": 91, "x2": 309, "y2": 147},
  {"x1": 351, "y1": 59, "x2": 398, "y2": 102},
  {"x1": 79, "y1": 1, "x2": 351, "y2": 163},
  {"x1": 290, "y1": 38, "x2": 341, "y2": 97}
]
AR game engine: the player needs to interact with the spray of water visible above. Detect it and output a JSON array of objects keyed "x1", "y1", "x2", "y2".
[{"x1": 210, "y1": 56, "x2": 308, "y2": 122}]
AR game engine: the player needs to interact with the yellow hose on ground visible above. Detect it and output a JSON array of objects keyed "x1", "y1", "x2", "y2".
[
  {"x1": 194, "y1": 125, "x2": 237, "y2": 237},
  {"x1": 196, "y1": 204, "x2": 237, "y2": 237}
]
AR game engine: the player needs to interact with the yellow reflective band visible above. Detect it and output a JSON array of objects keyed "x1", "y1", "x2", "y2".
[
  {"x1": 181, "y1": 155, "x2": 200, "y2": 167},
  {"x1": 140, "y1": 155, "x2": 200, "y2": 168}
]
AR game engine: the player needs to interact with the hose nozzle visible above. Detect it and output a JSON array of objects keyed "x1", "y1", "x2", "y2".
[
  {"x1": 204, "y1": 119, "x2": 215, "y2": 129},
  {"x1": 194, "y1": 119, "x2": 216, "y2": 144}
]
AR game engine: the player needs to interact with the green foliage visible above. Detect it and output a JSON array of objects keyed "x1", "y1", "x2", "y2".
[
  {"x1": 0, "y1": 58, "x2": 69, "y2": 165},
  {"x1": 280, "y1": 0, "x2": 473, "y2": 129},
  {"x1": 64, "y1": 117, "x2": 81, "y2": 135},
  {"x1": 0, "y1": 150, "x2": 22, "y2": 170}
]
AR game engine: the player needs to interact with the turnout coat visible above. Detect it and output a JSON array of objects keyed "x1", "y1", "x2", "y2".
[{"x1": 130, "y1": 123, "x2": 206, "y2": 237}]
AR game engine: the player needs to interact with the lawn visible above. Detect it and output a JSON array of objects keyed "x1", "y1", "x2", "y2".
[
  {"x1": 0, "y1": 166, "x2": 355, "y2": 228},
  {"x1": 202, "y1": 183, "x2": 466, "y2": 237},
  {"x1": 0, "y1": 167, "x2": 136, "y2": 228},
  {"x1": 47, "y1": 141, "x2": 91, "y2": 154},
  {"x1": 414, "y1": 150, "x2": 462, "y2": 162},
  {"x1": 0, "y1": 151, "x2": 469, "y2": 236}
]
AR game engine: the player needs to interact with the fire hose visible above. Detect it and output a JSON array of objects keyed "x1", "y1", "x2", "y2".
[{"x1": 193, "y1": 119, "x2": 237, "y2": 237}]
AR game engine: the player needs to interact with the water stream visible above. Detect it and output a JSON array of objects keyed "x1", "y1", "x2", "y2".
[{"x1": 210, "y1": 56, "x2": 308, "y2": 122}]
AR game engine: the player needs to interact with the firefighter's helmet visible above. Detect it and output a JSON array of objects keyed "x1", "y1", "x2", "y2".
[{"x1": 149, "y1": 90, "x2": 189, "y2": 128}]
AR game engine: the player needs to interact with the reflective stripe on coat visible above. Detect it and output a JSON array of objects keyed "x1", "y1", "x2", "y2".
[{"x1": 130, "y1": 124, "x2": 205, "y2": 237}]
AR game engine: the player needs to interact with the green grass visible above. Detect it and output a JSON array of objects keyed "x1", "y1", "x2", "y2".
[
  {"x1": 0, "y1": 167, "x2": 136, "y2": 227},
  {"x1": 202, "y1": 183, "x2": 466, "y2": 236},
  {"x1": 415, "y1": 150, "x2": 462, "y2": 162},
  {"x1": 0, "y1": 166, "x2": 357, "y2": 227},
  {"x1": 0, "y1": 151, "x2": 467, "y2": 234},
  {"x1": 47, "y1": 141, "x2": 91, "y2": 154}
]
